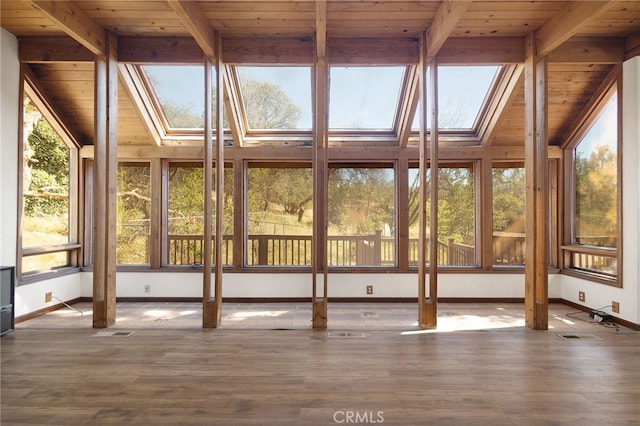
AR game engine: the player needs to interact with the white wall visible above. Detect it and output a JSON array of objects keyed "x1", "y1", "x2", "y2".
[
  {"x1": 0, "y1": 28, "x2": 19, "y2": 267},
  {"x1": 82, "y1": 271, "x2": 561, "y2": 300},
  {"x1": 560, "y1": 57, "x2": 640, "y2": 325},
  {"x1": 1, "y1": 29, "x2": 82, "y2": 318}
]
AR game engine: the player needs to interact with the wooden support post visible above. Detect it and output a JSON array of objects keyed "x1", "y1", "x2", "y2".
[
  {"x1": 524, "y1": 33, "x2": 549, "y2": 330},
  {"x1": 418, "y1": 32, "x2": 437, "y2": 329},
  {"x1": 213, "y1": 31, "x2": 225, "y2": 326},
  {"x1": 202, "y1": 54, "x2": 216, "y2": 328},
  {"x1": 92, "y1": 31, "x2": 117, "y2": 328},
  {"x1": 202, "y1": 32, "x2": 224, "y2": 328},
  {"x1": 312, "y1": 0, "x2": 328, "y2": 329}
]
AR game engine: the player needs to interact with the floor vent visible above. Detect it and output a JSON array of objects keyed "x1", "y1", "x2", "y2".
[
  {"x1": 92, "y1": 331, "x2": 135, "y2": 338},
  {"x1": 328, "y1": 331, "x2": 366, "y2": 339},
  {"x1": 558, "y1": 334, "x2": 600, "y2": 340}
]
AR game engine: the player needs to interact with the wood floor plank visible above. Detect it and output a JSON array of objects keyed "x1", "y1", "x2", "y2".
[{"x1": 2, "y1": 303, "x2": 639, "y2": 425}]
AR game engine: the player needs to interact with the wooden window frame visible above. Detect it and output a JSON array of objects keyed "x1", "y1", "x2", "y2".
[
  {"x1": 561, "y1": 69, "x2": 621, "y2": 287},
  {"x1": 18, "y1": 68, "x2": 81, "y2": 284}
]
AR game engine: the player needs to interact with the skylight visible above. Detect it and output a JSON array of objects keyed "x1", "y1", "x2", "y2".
[
  {"x1": 412, "y1": 65, "x2": 501, "y2": 131},
  {"x1": 236, "y1": 66, "x2": 312, "y2": 130},
  {"x1": 142, "y1": 65, "x2": 211, "y2": 130},
  {"x1": 438, "y1": 66, "x2": 499, "y2": 129},
  {"x1": 329, "y1": 66, "x2": 406, "y2": 130}
]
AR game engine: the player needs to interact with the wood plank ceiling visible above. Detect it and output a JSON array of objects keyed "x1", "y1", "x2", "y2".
[{"x1": 2, "y1": 1, "x2": 640, "y2": 148}]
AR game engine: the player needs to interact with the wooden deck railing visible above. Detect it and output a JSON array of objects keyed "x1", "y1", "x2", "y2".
[{"x1": 167, "y1": 232, "x2": 526, "y2": 267}]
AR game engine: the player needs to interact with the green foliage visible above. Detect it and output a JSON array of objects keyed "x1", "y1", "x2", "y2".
[
  {"x1": 434, "y1": 168, "x2": 474, "y2": 245},
  {"x1": 242, "y1": 80, "x2": 301, "y2": 129},
  {"x1": 328, "y1": 168, "x2": 394, "y2": 235},
  {"x1": 408, "y1": 167, "x2": 475, "y2": 245},
  {"x1": 575, "y1": 144, "x2": 617, "y2": 246},
  {"x1": 492, "y1": 168, "x2": 525, "y2": 233},
  {"x1": 117, "y1": 165, "x2": 151, "y2": 264},
  {"x1": 24, "y1": 117, "x2": 69, "y2": 217},
  {"x1": 168, "y1": 167, "x2": 205, "y2": 234}
]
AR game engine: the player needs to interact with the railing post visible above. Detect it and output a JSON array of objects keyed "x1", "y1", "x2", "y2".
[
  {"x1": 374, "y1": 230, "x2": 382, "y2": 265},
  {"x1": 258, "y1": 235, "x2": 268, "y2": 265},
  {"x1": 448, "y1": 238, "x2": 454, "y2": 265}
]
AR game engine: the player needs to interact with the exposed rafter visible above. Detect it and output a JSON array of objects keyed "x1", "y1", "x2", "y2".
[
  {"x1": 167, "y1": 0, "x2": 217, "y2": 60},
  {"x1": 29, "y1": 1, "x2": 106, "y2": 58},
  {"x1": 426, "y1": 0, "x2": 472, "y2": 62},
  {"x1": 536, "y1": 1, "x2": 617, "y2": 57},
  {"x1": 480, "y1": 65, "x2": 524, "y2": 147}
]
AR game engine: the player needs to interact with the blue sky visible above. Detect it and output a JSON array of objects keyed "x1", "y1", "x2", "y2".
[{"x1": 143, "y1": 64, "x2": 500, "y2": 131}]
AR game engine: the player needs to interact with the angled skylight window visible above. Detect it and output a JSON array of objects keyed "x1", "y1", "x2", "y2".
[
  {"x1": 236, "y1": 66, "x2": 312, "y2": 130},
  {"x1": 329, "y1": 66, "x2": 405, "y2": 130},
  {"x1": 411, "y1": 65, "x2": 501, "y2": 131},
  {"x1": 438, "y1": 66, "x2": 499, "y2": 129},
  {"x1": 142, "y1": 65, "x2": 215, "y2": 130}
]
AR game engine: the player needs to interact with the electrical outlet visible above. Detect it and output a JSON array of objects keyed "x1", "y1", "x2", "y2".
[
  {"x1": 45, "y1": 292, "x2": 52, "y2": 303},
  {"x1": 366, "y1": 285, "x2": 373, "y2": 295},
  {"x1": 144, "y1": 284, "x2": 151, "y2": 293},
  {"x1": 578, "y1": 291, "x2": 585, "y2": 302},
  {"x1": 612, "y1": 301, "x2": 619, "y2": 313}
]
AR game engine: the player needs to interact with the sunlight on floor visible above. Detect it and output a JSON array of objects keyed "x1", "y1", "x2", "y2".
[{"x1": 225, "y1": 310, "x2": 290, "y2": 320}]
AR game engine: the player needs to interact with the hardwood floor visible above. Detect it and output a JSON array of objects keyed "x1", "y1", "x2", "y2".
[{"x1": 2, "y1": 303, "x2": 639, "y2": 425}]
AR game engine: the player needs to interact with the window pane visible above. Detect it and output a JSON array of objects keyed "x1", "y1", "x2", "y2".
[
  {"x1": 117, "y1": 164, "x2": 151, "y2": 265},
  {"x1": 411, "y1": 66, "x2": 501, "y2": 130},
  {"x1": 492, "y1": 166, "x2": 525, "y2": 266},
  {"x1": 329, "y1": 67, "x2": 405, "y2": 130},
  {"x1": 438, "y1": 66, "x2": 499, "y2": 129},
  {"x1": 328, "y1": 166, "x2": 395, "y2": 266},
  {"x1": 571, "y1": 252, "x2": 616, "y2": 277},
  {"x1": 408, "y1": 166, "x2": 476, "y2": 266},
  {"x1": 574, "y1": 95, "x2": 617, "y2": 248},
  {"x1": 22, "y1": 253, "x2": 69, "y2": 275},
  {"x1": 22, "y1": 98, "x2": 70, "y2": 252},
  {"x1": 142, "y1": 65, "x2": 210, "y2": 129},
  {"x1": 167, "y1": 164, "x2": 233, "y2": 266},
  {"x1": 237, "y1": 67, "x2": 311, "y2": 130},
  {"x1": 247, "y1": 166, "x2": 312, "y2": 266}
]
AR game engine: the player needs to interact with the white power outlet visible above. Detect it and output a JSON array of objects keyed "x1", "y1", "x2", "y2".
[{"x1": 144, "y1": 284, "x2": 150, "y2": 293}]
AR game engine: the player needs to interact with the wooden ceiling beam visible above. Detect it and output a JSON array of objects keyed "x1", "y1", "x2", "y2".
[
  {"x1": 29, "y1": 1, "x2": 106, "y2": 58},
  {"x1": 166, "y1": 0, "x2": 217, "y2": 60},
  {"x1": 19, "y1": 36, "x2": 94, "y2": 63},
  {"x1": 118, "y1": 36, "x2": 204, "y2": 64},
  {"x1": 21, "y1": 35, "x2": 626, "y2": 65},
  {"x1": 438, "y1": 37, "x2": 523, "y2": 64},
  {"x1": 536, "y1": 1, "x2": 617, "y2": 58},
  {"x1": 426, "y1": 0, "x2": 473, "y2": 62},
  {"x1": 626, "y1": 31, "x2": 640, "y2": 61},
  {"x1": 329, "y1": 38, "x2": 418, "y2": 65},
  {"x1": 548, "y1": 37, "x2": 625, "y2": 64}
]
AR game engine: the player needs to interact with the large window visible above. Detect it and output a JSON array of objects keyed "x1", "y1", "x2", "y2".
[
  {"x1": 327, "y1": 165, "x2": 396, "y2": 267},
  {"x1": 167, "y1": 163, "x2": 233, "y2": 266},
  {"x1": 408, "y1": 164, "x2": 476, "y2": 266},
  {"x1": 329, "y1": 67, "x2": 405, "y2": 130},
  {"x1": 117, "y1": 163, "x2": 151, "y2": 265},
  {"x1": 141, "y1": 65, "x2": 214, "y2": 131},
  {"x1": 247, "y1": 164, "x2": 312, "y2": 266},
  {"x1": 21, "y1": 97, "x2": 77, "y2": 276},
  {"x1": 237, "y1": 67, "x2": 312, "y2": 131},
  {"x1": 568, "y1": 92, "x2": 619, "y2": 279},
  {"x1": 492, "y1": 164, "x2": 525, "y2": 266}
]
